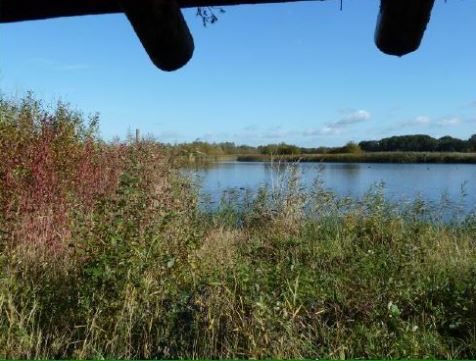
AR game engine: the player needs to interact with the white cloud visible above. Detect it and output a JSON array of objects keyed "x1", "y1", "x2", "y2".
[
  {"x1": 414, "y1": 115, "x2": 431, "y2": 125},
  {"x1": 437, "y1": 117, "x2": 461, "y2": 126},
  {"x1": 228, "y1": 109, "x2": 371, "y2": 141},
  {"x1": 396, "y1": 115, "x2": 432, "y2": 129},
  {"x1": 320, "y1": 126, "x2": 342, "y2": 135},
  {"x1": 314, "y1": 109, "x2": 371, "y2": 135},
  {"x1": 391, "y1": 114, "x2": 463, "y2": 131},
  {"x1": 302, "y1": 126, "x2": 342, "y2": 136},
  {"x1": 339, "y1": 110, "x2": 371, "y2": 124}
]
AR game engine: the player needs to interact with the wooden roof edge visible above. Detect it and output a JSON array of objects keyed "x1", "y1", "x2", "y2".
[
  {"x1": 1, "y1": 0, "x2": 436, "y2": 72},
  {"x1": 0, "y1": 0, "x2": 326, "y2": 23}
]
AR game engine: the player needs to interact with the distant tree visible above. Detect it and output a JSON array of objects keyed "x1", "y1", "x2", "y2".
[
  {"x1": 172, "y1": 133, "x2": 474, "y2": 157},
  {"x1": 258, "y1": 143, "x2": 300, "y2": 155},
  {"x1": 359, "y1": 140, "x2": 380, "y2": 152},
  {"x1": 437, "y1": 136, "x2": 468, "y2": 152},
  {"x1": 300, "y1": 147, "x2": 318, "y2": 154},
  {"x1": 218, "y1": 142, "x2": 236, "y2": 154},
  {"x1": 236, "y1": 144, "x2": 258, "y2": 154},
  {"x1": 469, "y1": 134, "x2": 476, "y2": 152},
  {"x1": 342, "y1": 141, "x2": 362, "y2": 154},
  {"x1": 360, "y1": 135, "x2": 440, "y2": 152},
  {"x1": 380, "y1": 135, "x2": 438, "y2": 152}
]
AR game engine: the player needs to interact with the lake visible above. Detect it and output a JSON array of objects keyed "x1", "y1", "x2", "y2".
[{"x1": 189, "y1": 161, "x2": 476, "y2": 213}]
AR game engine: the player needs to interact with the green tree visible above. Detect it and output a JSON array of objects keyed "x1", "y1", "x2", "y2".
[
  {"x1": 469, "y1": 134, "x2": 476, "y2": 152},
  {"x1": 258, "y1": 143, "x2": 301, "y2": 155},
  {"x1": 342, "y1": 141, "x2": 362, "y2": 154},
  {"x1": 437, "y1": 136, "x2": 468, "y2": 152}
]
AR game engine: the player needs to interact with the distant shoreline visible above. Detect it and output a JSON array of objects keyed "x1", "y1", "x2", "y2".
[{"x1": 232, "y1": 152, "x2": 476, "y2": 164}]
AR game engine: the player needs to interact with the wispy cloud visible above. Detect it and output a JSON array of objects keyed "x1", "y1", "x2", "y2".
[
  {"x1": 336, "y1": 110, "x2": 371, "y2": 126},
  {"x1": 388, "y1": 115, "x2": 463, "y2": 132},
  {"x1": 301, "y1": 126, "x2": 340, "y2": 136},
  {"x1": 28, "y1": 57, "x2": 91, "y2": 71},
  {"x1": 413, "y1": 115, "x2": 431, "y2": 125},
  {"x1": 249, "y1": 110, "x2": 373, "y2": 139},
  {"x1": 306, "y1": 109, "x2": 371, "y2": 136},
  {"x1": 436, "y1": 117, "x2": 461, "y2": 126},
  {"x1": 396, "y1": 115, "x2": 432, "y2": 129}
]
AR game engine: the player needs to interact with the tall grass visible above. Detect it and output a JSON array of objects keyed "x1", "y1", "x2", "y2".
[{"x1": 1, "y1": 94, "x2": 476, "y2": 359}]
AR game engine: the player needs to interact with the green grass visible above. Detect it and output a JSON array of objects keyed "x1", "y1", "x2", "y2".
[
  {"x1": 2, "y1": 95, "x2": 476, "y2": 359},
  {"x1": 236, "y1": 152, "x2": 476, "y2": 163}
]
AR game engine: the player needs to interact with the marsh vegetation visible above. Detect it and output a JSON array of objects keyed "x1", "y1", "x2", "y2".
[
  {"x1": 1, "y1": 95, "x2": 476, "y2": 359},
  {"x1": 236, "y1": 152, "x2": 476, "y2": 163}
]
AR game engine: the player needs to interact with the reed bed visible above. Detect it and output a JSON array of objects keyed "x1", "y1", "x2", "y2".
[{"x1": 236, "y1": 152, "x2": 476, "y2": 164}]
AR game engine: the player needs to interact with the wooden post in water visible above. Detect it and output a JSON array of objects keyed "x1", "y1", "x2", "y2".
[
  {"x1": 375, "y1": 0, "x2": 435, "y2": 56},
  {"x1": 118, "y1": 0, "x2": 194, "y2": 71}
]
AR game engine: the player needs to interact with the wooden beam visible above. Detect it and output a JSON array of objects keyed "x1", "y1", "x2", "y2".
[
  {"x1": 0, "y1": 0, "x2": 326, "y2": 23},
  {"x1": 375, "y1": 0, "x2": 435, "y2": 56},
  {"x1": 119, "y1": 0, "x2": 194, "y2": 71},
  {"x1": 0, "y1": 0, "x2": 437, "y2": 70}
]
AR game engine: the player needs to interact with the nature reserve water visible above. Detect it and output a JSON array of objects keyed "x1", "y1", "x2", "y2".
[{"x1": 189, "y1": 161, "x2": 476, "y2": 214}]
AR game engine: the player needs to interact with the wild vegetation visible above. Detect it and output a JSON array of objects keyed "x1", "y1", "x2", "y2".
[{"x1": 1, "y1": 94, "x2": 476, "y2": 359}]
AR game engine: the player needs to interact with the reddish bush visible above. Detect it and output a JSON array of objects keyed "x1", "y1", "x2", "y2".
[{"x1": 0, "y1": 95, "x2": 128, "y2": 254}]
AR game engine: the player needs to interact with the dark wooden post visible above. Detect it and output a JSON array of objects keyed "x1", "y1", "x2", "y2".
[
  {"x1": 118, "y1": 0, "x2": 195, "y2": 71},
  {"x1": 375, "y1": 0, "x2": 435, "y2": 56}
]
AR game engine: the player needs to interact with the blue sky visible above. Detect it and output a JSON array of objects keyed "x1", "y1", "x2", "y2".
[{"x1": 1, "y1": 0, "x2": 475, "y2": 146}]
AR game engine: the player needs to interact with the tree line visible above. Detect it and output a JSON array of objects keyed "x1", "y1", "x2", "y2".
[
  {"x1": 359, "y1": 134, "x2": 476, "y2": 153},
  {"x1": 168, "y1": 134, "x2": 476, "y2": 156}
]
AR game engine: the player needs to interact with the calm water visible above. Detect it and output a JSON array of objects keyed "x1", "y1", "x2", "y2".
[{"x1": 189, "y1": 161, "x2": 476, "y2": 213}]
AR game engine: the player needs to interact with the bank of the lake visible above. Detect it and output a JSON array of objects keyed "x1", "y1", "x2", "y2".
[{"x1": 235, "y1": 151, "x2": 476, "y2": 163}]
